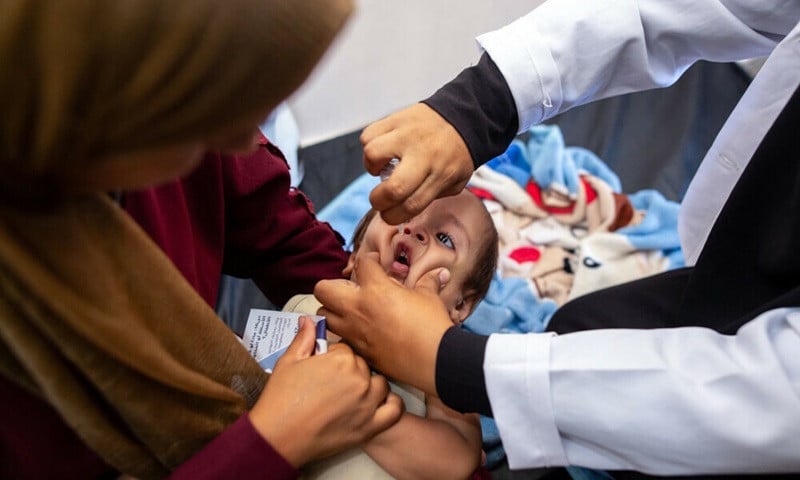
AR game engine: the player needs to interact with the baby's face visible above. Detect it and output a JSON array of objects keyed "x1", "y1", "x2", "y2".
[{"x1": 355, "y1": 190, "x2": 488, "y2": 323}]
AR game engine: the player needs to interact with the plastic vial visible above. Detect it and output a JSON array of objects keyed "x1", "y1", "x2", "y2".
[{"x1": 379, "y1": 158, "x2": 400, "y2": 181}]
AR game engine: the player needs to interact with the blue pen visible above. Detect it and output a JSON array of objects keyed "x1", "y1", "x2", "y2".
[{"x1": 315, "y1": 317, "x2": 327, "y2": 354}]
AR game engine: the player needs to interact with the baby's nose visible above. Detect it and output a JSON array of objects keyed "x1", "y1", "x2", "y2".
[{"x1": 403, "y1": 225, "x2": 427, "y2": 243}]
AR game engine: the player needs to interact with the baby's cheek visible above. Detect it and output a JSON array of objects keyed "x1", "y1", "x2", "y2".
[{"x1": 438, "y1": 284, "x2": 462, "y2": 312}]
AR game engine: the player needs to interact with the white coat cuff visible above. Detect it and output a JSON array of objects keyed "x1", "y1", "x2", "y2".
[{"x1": 485, "y1": 332, "x2": 567, "y2": 469}]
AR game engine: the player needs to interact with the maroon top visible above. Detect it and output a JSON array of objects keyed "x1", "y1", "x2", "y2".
[
  {"x1": 0, "y1": 140, "x2": 348, "y2": 479},
  {"x1": 124, "y1": 138, "x2": 349, "y2": 308}
]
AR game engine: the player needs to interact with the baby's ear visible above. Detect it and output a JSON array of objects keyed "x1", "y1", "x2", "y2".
[
  {"x1": 342, "y1": 252, "x2": 356, "y2": 278},
  {"x1": 450, "y1": 290, "x2": 478, "y2": 325}
]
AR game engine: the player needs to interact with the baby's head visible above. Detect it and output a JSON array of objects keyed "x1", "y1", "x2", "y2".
[{"x1": 349, "y1": 189, "x2": 498, "y2": 324}]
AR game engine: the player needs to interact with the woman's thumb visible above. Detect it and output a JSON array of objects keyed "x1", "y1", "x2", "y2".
[{"x1": 284, "y1": 316, "x2": 317, "y2": 360}]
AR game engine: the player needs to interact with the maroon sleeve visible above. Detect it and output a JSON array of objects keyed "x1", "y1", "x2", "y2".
[
  {"x1": 170, "y1": 414, "x2": 298, "y2": 480},
  {"x1": 221, "y1": 141, "x2": 349, "y2": 306}
]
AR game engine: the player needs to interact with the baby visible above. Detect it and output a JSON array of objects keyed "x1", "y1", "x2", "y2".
[{"x1": 286, "y1": 189, "x2": 498, "y2": 480}]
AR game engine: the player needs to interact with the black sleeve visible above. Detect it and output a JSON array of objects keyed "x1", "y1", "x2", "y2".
[
  {"x1": 435, "y1": 326, "x2": 493, "y2": 416},
  {"x1": 422, "y1": 52, "x2": 519, "y2": 169}
]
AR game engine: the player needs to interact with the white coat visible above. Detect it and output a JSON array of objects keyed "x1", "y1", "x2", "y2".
[{"x1": 477, "y1": 0, "x2": 800, "y2": 474}]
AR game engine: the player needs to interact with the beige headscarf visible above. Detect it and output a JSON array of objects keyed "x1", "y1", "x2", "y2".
[{"x1": 0, "y1": 1, "x2": 352, "y2": 478}]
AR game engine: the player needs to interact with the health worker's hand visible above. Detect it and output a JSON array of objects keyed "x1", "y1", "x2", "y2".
[
  {"x1": 315, "y1": 252, "x2": 453, "y2": 397},
  {"x1": 249, "y1": 316, "x2": 403, "y2": 468},
  {"x1": 362, "y1": 103, "x2": 474, "y2": 225}
]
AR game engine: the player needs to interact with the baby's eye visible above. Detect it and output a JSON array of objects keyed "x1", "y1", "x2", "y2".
[{"x1": 436, "y1": 232, "x2": 455, "y2": 250}]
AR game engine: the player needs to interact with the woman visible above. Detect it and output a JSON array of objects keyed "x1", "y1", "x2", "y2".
[{"x1": 0, "y1": 1, "x2": 401, "y2": 479}]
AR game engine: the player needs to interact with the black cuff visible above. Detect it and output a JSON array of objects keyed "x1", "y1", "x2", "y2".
[
  {"x1": 422, "y1": 52, "x2": 518, "y2": 169},
  {"x1": 435, "y1": 326, "x2": 492, "y2": 416}
]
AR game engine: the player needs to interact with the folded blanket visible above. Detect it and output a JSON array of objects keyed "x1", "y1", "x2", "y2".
[{"x1": 464, "y1": 125, "x2": 683, "y2": 337}]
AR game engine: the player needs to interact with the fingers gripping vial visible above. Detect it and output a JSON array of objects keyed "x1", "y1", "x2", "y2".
[
  {"x1": 378, "y1": 158, "x2": 407, "y2": 233},
  {"x1": 379, "y1": 158, "x2": 400, "y2": 181}
]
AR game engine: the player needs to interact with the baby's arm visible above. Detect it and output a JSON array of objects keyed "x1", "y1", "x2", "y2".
[{"x1": 362, "y1": 393, "x2": 482, "y2": 480}]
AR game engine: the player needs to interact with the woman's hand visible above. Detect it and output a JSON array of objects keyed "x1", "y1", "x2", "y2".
[
  {"x1": 362, "y1": 103, "x2": 474, "y2": 225},
  {"x1": 249, "y1": 316, "x2": 403, "y2": 468},
  {"x1": 315, "y1": 253, "x2": 453, "y2": 396}
]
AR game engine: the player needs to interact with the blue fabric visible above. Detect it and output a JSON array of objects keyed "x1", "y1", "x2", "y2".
[
  {"x1": 485, "y1": 139, "x2": 532, "y2": 187},
  {"x1": 463, "y1": 273, "x2": 557, "y2": 335},
  {"x1": 479, "y1": 415, "x2": 506, "y2": 468},
  {"x1": 317, "y1": 172, "x2": 380, "y2": 245},
  {"x1": 527, "y1": 125, "x2": 622, "y2": 195},
  {"x1": 622, "y1": 189, "x2": 685, "y2": 268},
  {"x1": 476, "y1": 125, "x2": 682, "y2": 268}
]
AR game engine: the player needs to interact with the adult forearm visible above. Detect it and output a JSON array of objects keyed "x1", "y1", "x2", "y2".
[
  {"x1": 363, "y1": 411, "x2": 481, "y2": 480},
  {"x1": 487, "y1": 310, "x2": 800, "y2": 473},
  {"x1": 169, "y1": 415, "x2": 298, "y2": 480},
  {"x1": 477, "y1": 0, "x2": 788, "y2": 131},
  {"x1": 423, "y1": 53, "x2": 518, "y2": 168}
]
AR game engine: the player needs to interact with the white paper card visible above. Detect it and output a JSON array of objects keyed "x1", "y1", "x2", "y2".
[{"x1": 242, "y1": 309, "x2": 325, "y2": 372}]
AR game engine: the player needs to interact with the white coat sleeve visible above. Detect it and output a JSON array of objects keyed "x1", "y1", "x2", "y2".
[
  {"x1": 477, "y1": 0, "x2": 799, "y2": 131},
  {"x1": 484, "y1": 308, "x2": 800, "y2": 474}
]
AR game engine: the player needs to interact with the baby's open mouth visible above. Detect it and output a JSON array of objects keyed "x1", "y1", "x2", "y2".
[
  {"x1": 389, "y1": 243, "x2": 411, "y2": 280},
  {"x1": 396, "y1": 250, "x2": 409, "y2": 266}
]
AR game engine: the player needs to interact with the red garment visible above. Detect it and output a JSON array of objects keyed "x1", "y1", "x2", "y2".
[
  {"x1": 171, "y1": 415, "x2": 298, "y2": 480},
  {"x1": 124, "y1": 140, "x2": 349, "y2": 308},
  {"x1": 524, "y1": 176, "x2": 598, "y2": 214},
  {"x1": 0, "y1": 375, "x2": 298, "y2": 480},
  {"x1": 0, "y1": 141, "x2": 346, "y2": 479}
]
